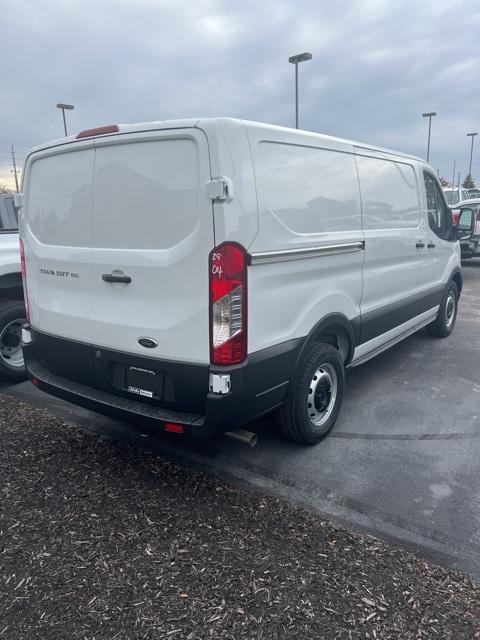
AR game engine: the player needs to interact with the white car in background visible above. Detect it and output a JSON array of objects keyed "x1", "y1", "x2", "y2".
[
  {"x1": 0, "y1": 194, "x2": 27, "y2": 382},
  {"x1": 443, "y1": 187, "x2": 470, "y2": 207},
  {"x1": 452, "y1": 198, "x2": 480, "y2": 259}
]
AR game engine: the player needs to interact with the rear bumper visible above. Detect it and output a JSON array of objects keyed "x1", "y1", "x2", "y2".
[{"x1": 22, "y1": 327, "x2": 302, "y2": 438}]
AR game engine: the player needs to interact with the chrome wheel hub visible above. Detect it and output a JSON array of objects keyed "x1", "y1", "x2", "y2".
[
  {"x1": 307, "y1": 362, "x2": 338, "y2": 427},
  {"x1": 0, "y1": 319, "x2": 26, "y2": 368},
  {"x1": 445, "y1": 293, "x2": 455, "y2": 329}
]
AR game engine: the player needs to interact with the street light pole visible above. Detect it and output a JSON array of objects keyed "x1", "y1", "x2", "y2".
[
  {"x1": 294, "y1": 63, "x2": 298, "y2": 129},
  {"x1": 56, "y1": 103, "x2": 75, "y2": 136},
  {"x1": 288, "y1": 52, "x2": 312, "y2": 129},
  {"x1": 467, "y1": 132, "x2": 478, "y2": 178},
  {"x1": 422, "y1": 112, "x2": 437, "y2": 162}
]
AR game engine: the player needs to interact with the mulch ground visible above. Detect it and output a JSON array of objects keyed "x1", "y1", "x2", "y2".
[{"x1": 0, "y1": 397, "x2": 479, "y2": 639}]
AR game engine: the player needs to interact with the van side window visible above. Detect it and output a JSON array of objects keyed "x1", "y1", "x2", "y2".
[
  {"x1": 257, "y1": 143, "x2": 361, "y2": 234},
  {"x1": 423, "y1": 172, "x2": 451, "y2": 240},
  {"x1": 356, "y1": 156, "x2": 419, "y2": 230}
]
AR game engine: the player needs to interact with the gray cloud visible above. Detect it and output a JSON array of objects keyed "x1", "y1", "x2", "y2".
[{"x1": 1, "y1": 0, "x2": 479, "y2": 188}]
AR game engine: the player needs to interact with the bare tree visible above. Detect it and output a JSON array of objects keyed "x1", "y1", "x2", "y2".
[
  {"x1": 0, "y1": 184, "x2": 13, "y2": 194},
  {"x1": 439, "y1": 176, "x2": 449, "y2": 187}
]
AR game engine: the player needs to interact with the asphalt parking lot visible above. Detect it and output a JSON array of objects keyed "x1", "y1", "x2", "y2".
[{"x1": 3, "y1": 260, "x2": 480, "y2": 579}]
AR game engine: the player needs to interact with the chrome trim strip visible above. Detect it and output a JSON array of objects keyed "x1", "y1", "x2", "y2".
[{"x1": 248, "y1": 242, "x2": 365, "y2": 266}]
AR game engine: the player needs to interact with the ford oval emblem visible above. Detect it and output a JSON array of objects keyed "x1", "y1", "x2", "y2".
[{"x1": 138, "y1": 337, "x2": 158, "y2": 349}]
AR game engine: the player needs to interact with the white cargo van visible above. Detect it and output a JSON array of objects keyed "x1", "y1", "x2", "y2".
[{"x1": 20, "y1": 118, "x2": 465, "y2": 444}]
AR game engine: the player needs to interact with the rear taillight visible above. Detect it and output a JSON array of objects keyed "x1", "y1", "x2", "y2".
[
  {"x1": 209, "y1": 242, "x2": 247, "y2": 366},
  {"x1": 19, "y1": 239, "x2": 30, "y2": 322},
  {"x1": 452, "y1": 210, "x2": 460, "y2": 225}
]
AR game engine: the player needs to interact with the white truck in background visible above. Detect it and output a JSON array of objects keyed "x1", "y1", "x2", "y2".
[{"x1": 0, "y1": 194, "x2": 27, "y2": 382}]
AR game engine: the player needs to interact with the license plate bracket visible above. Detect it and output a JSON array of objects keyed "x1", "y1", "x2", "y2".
[{"x1": 125, "y1": 366, "x2": 163, "y2": 399}]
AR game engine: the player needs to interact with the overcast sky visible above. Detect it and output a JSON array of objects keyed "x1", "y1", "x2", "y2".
[{"x1": 1, "y1": 0, "x2": 479, "y2": 190}]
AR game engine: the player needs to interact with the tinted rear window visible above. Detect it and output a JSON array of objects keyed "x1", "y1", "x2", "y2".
[
  {"x1": 26, "y1": 148, "x2": 94, "y2": 247},
  {"x1": 93, "y1": 138, "x2": 199, "y2": 250}
]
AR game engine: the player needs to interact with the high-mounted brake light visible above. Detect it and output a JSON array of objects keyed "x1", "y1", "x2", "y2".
[
  {"x1": 76, "y1": 125, "x2": 119, "y2": 139},
  {"x1": 19, "y1": 239, "x2": 30, "y2": 322},
  {"x1": 209, "y1": 242, "x2": 247, "y2": 366}
]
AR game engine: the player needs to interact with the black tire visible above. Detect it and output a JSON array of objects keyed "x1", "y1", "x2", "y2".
[
  {"x1": 426, "y1": 281, "x2": 458, "y2": 338},
  {"x1": 275, "y1": 342, "x2": 345, "y2": 445},
  {"x1": 0, "y1": 300, "x2": 27, "y2": 383}
]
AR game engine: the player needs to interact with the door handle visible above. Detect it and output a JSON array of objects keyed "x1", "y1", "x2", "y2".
[
  {"x1": 427, "y1": 242, "x2": 436, "y2": 249},
  {"x1": 415, "y1": 242, "x2": 425, "y2": 248},
  {"x1": 102, "y1": 273, "x2": 132, "y2": 284}
]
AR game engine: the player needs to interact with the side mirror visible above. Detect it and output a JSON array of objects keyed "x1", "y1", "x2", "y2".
[{"x1": 456, "y1": 207, "x2": 475, "y2": 240}]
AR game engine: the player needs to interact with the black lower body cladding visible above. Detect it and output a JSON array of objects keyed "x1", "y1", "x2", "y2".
[
  {"x1": 358, "y1": 285, "x2": 446, "y2": 344},
  {"x1": 22, "y1": 281, "x2": 456, "y2": 439},
  {"x1": 22, "y1": 327, "x2": 302, "y2": 438}
]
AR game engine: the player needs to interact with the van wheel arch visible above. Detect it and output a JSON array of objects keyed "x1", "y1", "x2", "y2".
[
  {"x1": 276, "y1": 341, "x2": 345, "y2": 444},
  {"x1": 294, "y1": 314, "x2": 356, "y2": 374},
  {"x1": 451, "y1": 269, "x2": 462, "y2": 297}
]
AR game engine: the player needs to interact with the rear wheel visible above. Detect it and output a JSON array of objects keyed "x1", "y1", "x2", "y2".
[
  {"x1": 275, "y1": 342, "x2": 345, "y2": 444},
  {"x1": 426, "y1": 281, "x2": 458, "y2": 338},
  {"x1": 0, "y1": 300, "x2": 27, "y2": 383}
]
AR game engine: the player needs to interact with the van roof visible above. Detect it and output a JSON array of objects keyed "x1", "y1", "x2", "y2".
[{"x1": 27, "y1": 116, "x2": 425, "y2": 164}]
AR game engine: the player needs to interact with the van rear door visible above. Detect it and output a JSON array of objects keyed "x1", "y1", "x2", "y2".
[
  {"x1": 23, "y1": 142, "x2": 95, "y2": 344},
  {"x1": 89, "y1": 129, "x2": 213, "y2": 365}
]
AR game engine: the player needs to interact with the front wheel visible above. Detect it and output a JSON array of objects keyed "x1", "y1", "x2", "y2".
[
  {"x1": 0, "y1": 300, "x2": 28, "y2": 383},
  {"x1": 426, "y1": 281, "x2": 458, "y2": 338},
  {"x1": 275, "y1": 342, "x2": 345, "y2": 444}
]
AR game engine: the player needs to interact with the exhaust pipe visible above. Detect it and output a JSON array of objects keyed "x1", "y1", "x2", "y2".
[{"x1": 224, "y1": 428, "x2": 258, "y2": 447}]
